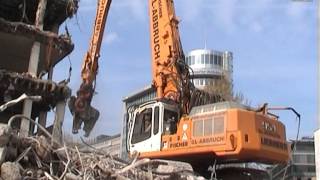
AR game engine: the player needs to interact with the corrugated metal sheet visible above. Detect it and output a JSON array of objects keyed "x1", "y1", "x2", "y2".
[
  {"x1": 189, "y1": 101, "x2": 249, "y2": 116},
  {"x1": 124, "y1": 86, "x2": 156, "y2": 108}
]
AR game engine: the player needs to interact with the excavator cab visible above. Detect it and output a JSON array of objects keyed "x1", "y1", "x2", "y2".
[{"x1": 128, "y1": 101, "x2": 179, "y2": 153}]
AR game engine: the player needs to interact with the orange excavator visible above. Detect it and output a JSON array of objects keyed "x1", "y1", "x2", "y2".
[
  {"x1": 68, "y1": 0, "x2": 112, "y2": 137},
  {"x1": 126, "y1": 0, "x2": 296, "y2": 173},
  {"x1": 69, "y1": 0, "x2": 296, "y2": 175}
]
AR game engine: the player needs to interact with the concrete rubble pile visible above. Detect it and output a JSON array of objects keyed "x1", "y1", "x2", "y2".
[
  {"x1": 0, "y1": 121, "x2": 203, "y2": 179},
  {"x1": 0, "y1": 95, "x2": 203, "y2": 180},
  {"x1": 0, "y1": 1, "x2": 205, "y2": 179}
]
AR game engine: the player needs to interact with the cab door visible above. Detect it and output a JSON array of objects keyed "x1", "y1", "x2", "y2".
[{"x1": 129, "y1": 102, "x2": 163, "y2": 153}]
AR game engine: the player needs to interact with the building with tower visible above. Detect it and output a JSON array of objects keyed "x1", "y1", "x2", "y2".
[{"x1": 185, "y1": 49, "x2": 233, "y2": 90}]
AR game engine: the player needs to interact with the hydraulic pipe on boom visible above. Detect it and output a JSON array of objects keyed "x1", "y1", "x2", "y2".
[
  {"x1": 150, "y1": 0, "x2": 192, "y2": 114},
  {"x1": 68, "y1": 0, "x2": 112, "y2": 137}
]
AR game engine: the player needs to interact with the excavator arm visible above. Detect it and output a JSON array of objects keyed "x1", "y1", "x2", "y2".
[
  {"x1": 68, "y1": 0, "x2": 112, "y2": 137},
  {"x1": 149, "y1": 0, "x2": 192, "y2": 114},
  {"x1": 149, "y1": 0, "x2": 220, "y2": 115}
]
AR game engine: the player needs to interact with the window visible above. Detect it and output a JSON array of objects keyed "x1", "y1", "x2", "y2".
[
  {"x1": 191, "y1": 56, "x2": 195, "y2": 65},
  {"x1": 210, "y1": 54, "x2": 214, "y2": 63},
  {"x1": 163, "y1": 109, "x2": 178, "y2": 134},
  {"x1": 201, "y1": 54, "x2": 205, "y2": 64},
  {"x1": 210, "y1": 58, "x2": 213, "y2": 65},
  {"x1": 196, "y1": 57, "x2": 200, "y2": 64},
  {"x1": 218, "y1": 56, "x2": 222, "y2": 66},
  {"x1": 153, "y1": 107, "x2": 159, "y2": 135},
  {"x1": 214, "y1": 55, "x2": 218, "y2": 65},
  {"x1": 200, "y1": 79, "x2": 204, "y2": 85},
  {"x1": 305, "y1": 154, "x2": 315, "y2": 164},
  {"x1": 131, "y1": 108, "x2": 152, "y2": 144},
  {"x1": 191, "y1": 58, "x2": 195, "y2": 65},
  {"x1": 205, "y1": 54, "x2": 210, "y2": 64}
]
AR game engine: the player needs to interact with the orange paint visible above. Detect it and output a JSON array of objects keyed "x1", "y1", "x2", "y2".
[{"x1": 138, "y1": 109, "x2": 289, "y2": 164}]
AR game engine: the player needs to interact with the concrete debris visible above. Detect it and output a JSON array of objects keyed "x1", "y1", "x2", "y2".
[
  {"x1": 0, "y1": 93, "x2": 204, "y2": 179},
  {"x1": 0, "y1": 17, "x2": 73, "y2": 48},
  {"x1": 1, "y1": 162, "x2": 21, "y2": 180},
  {"x1": 0, "y1": 0, "x2": 79, "y2": 29},
  {"x1": 0, "y1": 17, "x2": 74, "y2": 74},
  {"x1": 0, "y1": 70, "x2": 71, "y2": 111},
  {"x1": 0, "y1": 131, "x2": 205, "y2": 180}
]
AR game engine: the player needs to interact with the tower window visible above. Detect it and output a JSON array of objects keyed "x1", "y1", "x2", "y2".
[
  {"x1": 214, "y1": 55, "x2": 218, "y2": 65},
  {"x1": 191, "y1": 56, "x2": 195, "y2": 65},
  {"x1": 201, "y1": 54, "x2": 205, "y2": 64},
  {"x1": 210, "y1": 54, "x2": 214, "y2": 62},
  {"x1": 205, "y1": 54, "x2": 210, "y2": 64},
  {"x1": 218, "y1": 56, "x2": 222, "y2": 66}
]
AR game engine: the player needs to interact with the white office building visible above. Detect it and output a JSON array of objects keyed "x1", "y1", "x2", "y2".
[{"x1": 185, "y1": 49, "x2": 233, "y2": 89}]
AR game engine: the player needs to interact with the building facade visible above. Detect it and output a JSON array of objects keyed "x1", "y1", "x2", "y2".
[
  {"x1": 185, "y1": 49, "x2": 233, "y2": 89},
  {"x1": 270, "y1": 137, "x2": 316, "y2": 180},
  {"x1": 80, "y1": 134, "x2": 121, "y2": 157}
]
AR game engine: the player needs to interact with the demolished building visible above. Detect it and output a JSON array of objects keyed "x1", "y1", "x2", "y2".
[
  {"x1": 0, "y1": 0, "x2": 78, "y2": 140},
  {"x1": 0, "y1": 1, "x2": 206, "y2": 179}
]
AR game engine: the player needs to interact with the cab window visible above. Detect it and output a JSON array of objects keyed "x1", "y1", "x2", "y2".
[
  {"x1": 131, "y1": 108, "x2": 152, "y2": 144},
  {"x1": 163, "y1": 109, "x2": 178, "y2": 135}
]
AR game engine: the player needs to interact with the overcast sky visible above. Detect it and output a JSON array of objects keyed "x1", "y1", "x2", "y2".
[{"x1": 52, "y1": 0, "x2": 317, "y2": 139}]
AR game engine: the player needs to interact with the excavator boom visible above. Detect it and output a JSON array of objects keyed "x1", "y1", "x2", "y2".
[
  {"x1": 68, "y1": 0, "x2": 112, "y2": 137},
  {"x1": 150, "y1": 0, "x2": 191, "y2": 114}
]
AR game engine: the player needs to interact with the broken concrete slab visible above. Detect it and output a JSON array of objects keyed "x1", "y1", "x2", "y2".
[
  {"x1": 1, "y1": 162, "x2": 21, "y2": 180},
  {"x1": 0, "y1": 0, "x2": 78, "y2": 31}
]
